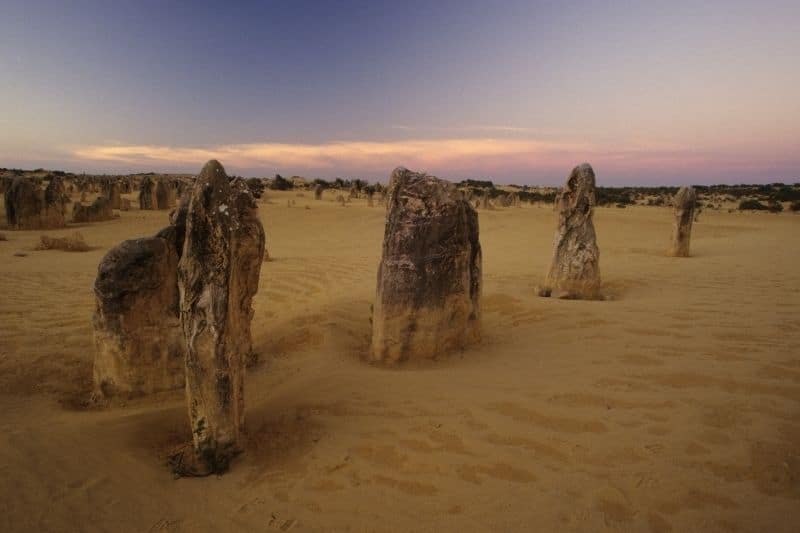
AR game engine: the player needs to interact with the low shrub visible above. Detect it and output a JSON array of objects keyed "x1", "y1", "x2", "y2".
[
  {"x1": 738, "y1": 199, "x2": 768, "y2": 210},
  {"x1": 767, "y1": 201, "x2": 783, "y2": 213},
  {"x1": 36, "y1": 232, "x2": 90, "y2": 252}
]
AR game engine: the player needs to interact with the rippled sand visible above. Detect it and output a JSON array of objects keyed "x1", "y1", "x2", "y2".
[{"x1": 1, "y1": 190, "x2": 798, "y2": 532}]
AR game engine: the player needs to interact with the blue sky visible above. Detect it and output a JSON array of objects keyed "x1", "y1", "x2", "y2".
[{"x1": 1, "y1": 0, "x2": 798, "y2": 184}]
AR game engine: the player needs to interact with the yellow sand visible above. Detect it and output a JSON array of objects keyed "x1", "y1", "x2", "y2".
[{"x1": 1, "y1": 190, "x2": 798, "y2": 532}]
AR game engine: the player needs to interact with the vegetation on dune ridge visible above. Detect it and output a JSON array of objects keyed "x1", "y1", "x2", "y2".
[{"x1": 2, "y1": 167, "x2": 798, "y2": 212}]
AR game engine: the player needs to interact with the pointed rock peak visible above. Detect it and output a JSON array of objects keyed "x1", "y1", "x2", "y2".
[
  {"x1": 390, "y1": 167, "x2": 410, "y2": 181},
  {"x1": 199, "y1": 160, "x2": 228, "y2": 183}
]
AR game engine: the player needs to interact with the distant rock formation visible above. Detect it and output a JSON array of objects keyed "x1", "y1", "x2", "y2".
[
  {"x1": 139, "y1": 176, "x2": 158, "y2": 210},
  {"x1": 371, "y1": 167, "x2": 481, "y2": 363},
  {"x1": 178, "y1": 160, "x2": 265, "y2": 472},
  {"x1": 669, "y1": 186, "x2": 696, "y2": 257},
  {"x1": 0, "y1": 176, "x2": 11, "y2": 195},
  {"x1": 104, "y1": 180, "x2": 122, "y2": 210},
  {"x1": 92, "y1": 230, "x2": 185, "y2": 397},
  {"x1": 245, "y1": 177, "x2": 265, "y2": 199},
  {"x1": 73, "y1": 196, "x2": 114, "y2": 223},
  {"x1": 174, "y1": 179, "x2": 189, "y2": 197},
  {"x1": 156, "y1": 178, "x2": 176, "y2": 209},
  {"x1": 4, "y1": 176, "x2": 68, "y2": 229},
  {"x1": 539, "y1": 163, "x2": 601, "y2": 299}
]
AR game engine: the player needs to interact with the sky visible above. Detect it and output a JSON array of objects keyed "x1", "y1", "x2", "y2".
[{"x1": 1, "y1": 0, "x2": 798, "y2": 185}]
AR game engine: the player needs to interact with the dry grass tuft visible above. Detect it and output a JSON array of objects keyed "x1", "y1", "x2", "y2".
[{"x1": 36, "y1": 232, "x2": 91, "y2": 252}]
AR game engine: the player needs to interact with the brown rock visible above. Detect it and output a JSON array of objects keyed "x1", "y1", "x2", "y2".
[
  {"x1": 156, "y1": 178, "x2": 176, "y2": 209},
  {"x1": 73, "y1": 196, "x2": 114, "y2": 223},
  {"x1": 4, "y1": 176, "x2": 68, "y2": 229},
  {"x1": 104, "y1": 180, "x2": 122, "y2": 209},
  {"x1": 669, "y1": 186, "x2": 696, "y2": 257},
  {"x1": 139, "y1": 176, "x2": 158, "y2": 209},
  {"x1": 92, "y1": 232, "x2": 185, "y2": 397},
  {"x1": 178, "y1": 160, "x2": 265, "y2": 471},
  {"x1": 371, "y1": 167, "x2": 481, "y2": 363},
  {"x1": 539, "y1": 163, "x2": 601, "y2": 299}
]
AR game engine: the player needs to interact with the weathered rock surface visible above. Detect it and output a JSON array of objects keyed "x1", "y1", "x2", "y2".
[
  {"x1": 73, "y1": 196, "x2": 114, "y2": 223},
  {"x1": 4, "y1": 176, "x2": 68, "y2": 229},
  {"x1": 371, "y1": 167, "x2": 481, "y2": 363},
  {"x1": 104, "y1": 181, "x2": 122, "y2": 209},
  {"x1": 539, "y1": 163, "x2": 601, "y2": 299},
  {"x1": 178, "y1": 160, "x2": 265, "y2": 471},
  {"x1": 669, "y1": 186, "x2": 696, "y2": 257},
  {"x1": 92, "y1": 233, "x2": 185, "y2": 397},
  {"x1": 139, "y1": 176, "x2": 158, "y2": 210},
  {"x1": 156, "y1": 178, "x2": 176, "y2": 209}
]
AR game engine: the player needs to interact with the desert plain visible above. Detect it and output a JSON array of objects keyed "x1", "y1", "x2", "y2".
[{"x1": 0, "y1": 187, "x2": 798, "y2": 532}]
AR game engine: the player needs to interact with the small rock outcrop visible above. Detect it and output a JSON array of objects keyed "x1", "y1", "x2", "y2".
[
  {"x1": 539, "y1": 163, "x2": 601, "y2": 299},
  {"x1": 73, "y1": 197, "x2": 114, "y2": 223},
  {"x1": 669, "y1": 186, "x2": 696, "y2": 257},
  {"x1": 4, "y1": 177, "x2": 68, "y2": 229},
  {"x1": 371, "y1": 167, "x2": 481, "y2": 363},
  {"x1": 178, "y1": 160, "x2": 265, "y2": 472}
]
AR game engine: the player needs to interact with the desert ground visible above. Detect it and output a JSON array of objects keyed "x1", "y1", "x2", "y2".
[{"x1": 0, "y1": 189, "x2": 798, "y2": 532}]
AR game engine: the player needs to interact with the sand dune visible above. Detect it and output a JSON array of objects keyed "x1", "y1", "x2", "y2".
[{"x1": 1, "y1": 192, "x2": 799, "y2": 532}]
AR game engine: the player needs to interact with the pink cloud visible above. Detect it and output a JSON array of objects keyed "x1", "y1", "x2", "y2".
[{"x1": 69, "y1": 137, "x2": 798, "y2": 183}]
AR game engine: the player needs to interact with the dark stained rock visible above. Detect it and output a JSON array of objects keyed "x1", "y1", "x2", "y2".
[
  {"x1": 139, "y1": 176, "x2": 158, "y2": 210},
  {"x1": 371, "y1": 167, "x2": 481, "y2": 363},
  {"x1": 104, "y1": 180, "x2": 122, "y2": 209},
  {"x1": 4, "y1": 176, "x2": 68, "y2": 229},
  {"x1": 73, "y1": 196, "x2": 114, "y2": 223},
  {"x1": 92, "y1": 233, "x2": 184, "y2": 397},
  {"x1": 539, "y1": 163, "x2": 601, "y2": 299},
  {"x1": 178, "y1": 160, "x2": 265, "y2": 471},
  {"x1": 156, "y1": 178, "x2": 176, "y2": 209}
]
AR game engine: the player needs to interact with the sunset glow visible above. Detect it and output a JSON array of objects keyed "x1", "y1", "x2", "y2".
[{"x1": 2, "y1": 0, "x2": 798, "y2": 184}]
